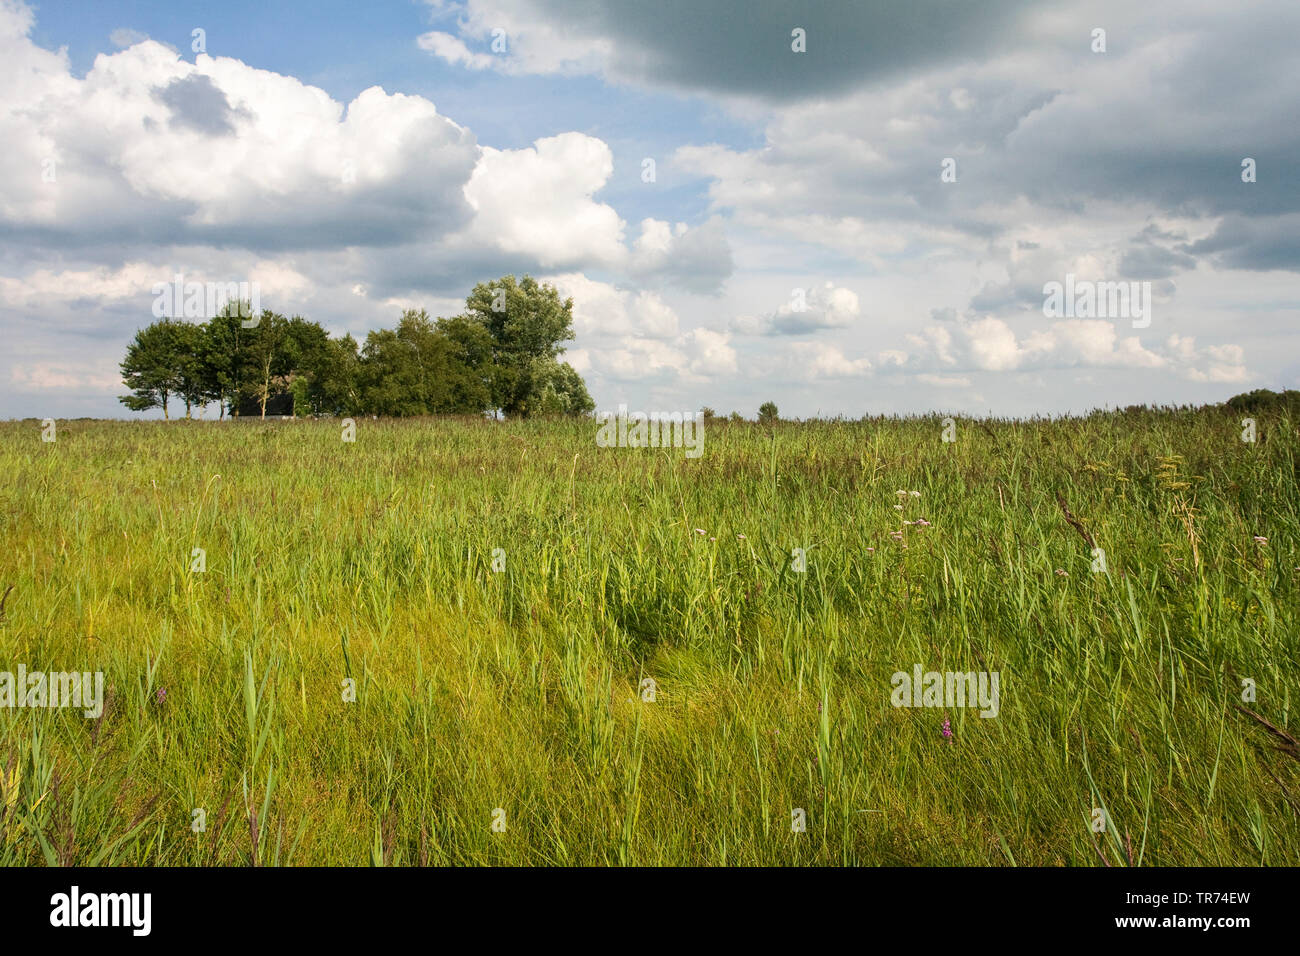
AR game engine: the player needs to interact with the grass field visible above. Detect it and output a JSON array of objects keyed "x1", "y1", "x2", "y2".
[{"x1": 1, "y1": 409, "x2": 1297, "y2": 866}]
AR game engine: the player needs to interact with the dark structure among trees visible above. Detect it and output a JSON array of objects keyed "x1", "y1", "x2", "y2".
[{"x1": 118, "y1": 275, "x2": 595, "y2": 419}]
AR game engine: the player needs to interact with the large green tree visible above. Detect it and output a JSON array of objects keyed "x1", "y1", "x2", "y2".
[
  {"x1": 243, "y1": 311, "x2": 294, "y2": 419},
  {"x1": 171, "y1": 320, "x2": 208, "y2": 417},
  {"x1": 358, "y1": 310, "x2": 450, "y2": 416},
  {"x1": 462, "y1": 275, "x2": 578, "y2": 417},
  {"x1": 119, "y1": 319, "x2": 190, "y2": 418},
  {"x1": 293, "y1": 331, "x2": 360, "y2": 417},
  {"x1": 434, "y1": 314, "x2": 494, "y2": 413},
  {"x1": 199, "y1": 302, "x2": 255, "y2": 418}
]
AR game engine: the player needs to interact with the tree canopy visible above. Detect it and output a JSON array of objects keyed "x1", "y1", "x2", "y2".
[{"x1": 118, "y1": 275, "x2": 594, "y2": 420}]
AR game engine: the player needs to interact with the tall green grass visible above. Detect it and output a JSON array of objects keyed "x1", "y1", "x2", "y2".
[{"x1": 0, "y1": 408, "x2": 1296, "y2": 865}]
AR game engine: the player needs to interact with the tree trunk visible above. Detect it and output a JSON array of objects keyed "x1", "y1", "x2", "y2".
[{"x1": 260, "y1": 355, "x2": 271, "y2": 419}]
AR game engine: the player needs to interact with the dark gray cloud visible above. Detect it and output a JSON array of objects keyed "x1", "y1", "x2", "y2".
[
  {"x1": 1120, "y1": 239, "x2": 1197, "y2": 280},
  {"x1": 0, "y1": 190, "x2": 478, "y2": 254},
  {"x1": 521, "y1": 0, "x2": 1036, "y2": 101},
  {"x1": 153, "y1": 75, "x2": 249, "y2": 136},
  {"x1": 768, "y1": 310, "x2": 843, "y2": 335},
  {"x1": 969, "y1": 280, "x2": 1030, "y2": 314},
  {"x1": 1184, "y1": 214, "x2": 1300, "y2": 272}
]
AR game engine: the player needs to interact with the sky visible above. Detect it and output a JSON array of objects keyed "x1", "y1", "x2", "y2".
[{"x1": 2, "y1": 0, "x2": 1298, "y2": 419}]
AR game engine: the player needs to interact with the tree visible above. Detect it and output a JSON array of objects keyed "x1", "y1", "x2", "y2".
[
  {"x1": 319, "y1": 334, "x2": 362, "y2": 415},
  {"x1": 358, "y1": 310, "x2": 473, "y2": 416},
  {"x1": 295, "y1": 332, "x2": 360, "y2": 417},
  {"x1": 758, "y1": 401, "x2": 779, "y2": 425},
  {"x1": 199, "y1": 302, "x2": 255, "y2": 419},
  {"x1": 171, "y1": 321, "x2": 207, "y2": 418},
  {"x1": 531, "y1": 360, "x2": 595, "y2": 416},
  {"x1": 461, "y1": 275, "x2": 578, "y2": 417},
  {"x1": 435, "y1": 314, "x2": 494, "y2": 413},
  {"x1": 243, "y1": 311, "x2": 293, "y2": 419},
  {"x1": 358, "y1": 326, "x2": 427, "y2": 417},
  {"x1": 281, "y1": 316, "x2": 335, "y2": 416},
  {"x1": 119, "y1": 320, "x2": 187, "y2": 419},
  {"x1": 1225, "y1": 389, "x2": 1300, "y2": 415}
]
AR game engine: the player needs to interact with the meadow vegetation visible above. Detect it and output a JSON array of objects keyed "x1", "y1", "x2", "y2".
[{"x1": 0, "y1": 406, "x2": 1297, "y2": 865}]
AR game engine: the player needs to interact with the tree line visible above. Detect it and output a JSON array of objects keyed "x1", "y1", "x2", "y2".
[{"x1": 118, "y1": 276, "x2": 594, "y2": 419}]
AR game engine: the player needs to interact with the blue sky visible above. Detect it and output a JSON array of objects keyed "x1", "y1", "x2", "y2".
[{"x1": 3, "y1": 0, "x2": 1298, "y2": 419}]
